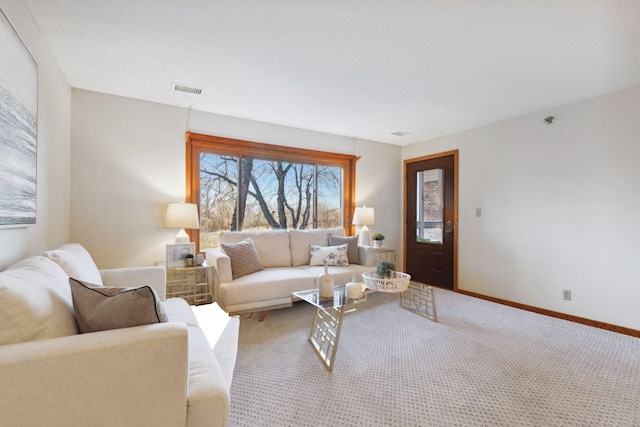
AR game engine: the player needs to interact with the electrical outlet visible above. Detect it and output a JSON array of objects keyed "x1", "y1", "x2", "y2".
[
  {"x1": 476, "y1": 208, "x2": 482, "y2": 217},
  {"x1": 562, "y1": 289, "x2": 571, "y2": 301}
]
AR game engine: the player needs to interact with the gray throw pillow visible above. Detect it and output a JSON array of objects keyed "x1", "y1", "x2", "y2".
[
  {"x1": 70, "y1": 278, "x2": 168, "y2": 334},
  {"x1": 221, "y1": 237, "x2": 264, "y2": 279},
  {"x1": 328, "y1": 234, "x2": 360, "y2": 264}
]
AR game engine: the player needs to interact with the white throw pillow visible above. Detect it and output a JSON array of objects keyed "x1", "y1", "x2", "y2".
[
  {"x1": 309, "y1": 244, "x2": 349, "y2": 266},
  {"x1": 290, "y1": 227, "x2": 345, "y2": 266},
  {"x1": 42, "y1": 243, "x2": 103, "y2": 285},
  {"x1": 0, "y1": 256, "x2": 78, "y2": 345}
]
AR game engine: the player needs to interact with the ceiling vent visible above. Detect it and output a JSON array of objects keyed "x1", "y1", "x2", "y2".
[
  {"x1": 391, "y1": 131, "x2": 411, "y2": 137},
  {"x1": 173, "y1": 83, "x2": 203, "y2": 95}
]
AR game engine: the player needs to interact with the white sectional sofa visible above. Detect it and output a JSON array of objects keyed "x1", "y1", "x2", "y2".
[
  {"x1": 0, "y1": 244, "x2": 238, "y2": 427},
  {"x1": 206, "y1": 227, "x2": 375, "y2": 315}
]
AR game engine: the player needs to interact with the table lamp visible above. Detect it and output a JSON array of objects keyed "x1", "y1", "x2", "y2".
[
  {"x1": 164, "y1": 202, "x2": 199, "y2": 243},
  {"x1": 352, "y1": 206, "x2": 375, "y2": 246}
]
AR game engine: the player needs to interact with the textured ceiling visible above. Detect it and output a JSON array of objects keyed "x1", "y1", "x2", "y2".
[{"x1": 23, "y1": 0, "x2": 640, "y2": 145}]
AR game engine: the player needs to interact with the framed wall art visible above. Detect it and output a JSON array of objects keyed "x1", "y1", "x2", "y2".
[
  {"x1": 0, "y1": 9, "x2": 38, "y2": 227},
  {"x1": 166, "y1": 243, "x2": 196, "y2": 269}
]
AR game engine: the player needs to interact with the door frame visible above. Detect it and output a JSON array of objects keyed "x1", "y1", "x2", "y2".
[{"x1": 403, "y1": 150, "x2": 459, "y2": 291}]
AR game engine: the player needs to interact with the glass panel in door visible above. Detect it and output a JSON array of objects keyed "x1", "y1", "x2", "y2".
[{"x1": 416, "y1": 168, "x2": 444, "y2": 244}]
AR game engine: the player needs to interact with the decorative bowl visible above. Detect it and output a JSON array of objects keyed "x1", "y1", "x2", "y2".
[{"x1": 362, "y1": 271, "x2": 411, "y2": 293}]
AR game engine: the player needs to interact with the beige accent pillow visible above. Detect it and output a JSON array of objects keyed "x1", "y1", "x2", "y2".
[
  {"x1": 42, "y1": 243, "x2": 103, "y2": 285},
  {"x1": 328, "y1": 234, "x2": 360, "y2": 264},
  {"x1": 0, "y1": 256, "x2": 78, "y2": 345},
  {"x1": 309, "y1": 244, "x2": 349, "y2": 266},
  {"x1": 221, "y1": 238, "x2": 264, "y2": 279},
  {"x1": 70, "y1": 278, "x2": 168, "y2": 334},
  {"x1": 289, "y1": 227, "x2": 345, "y2": 266}
]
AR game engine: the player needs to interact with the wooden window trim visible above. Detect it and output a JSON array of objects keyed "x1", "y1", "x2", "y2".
[{"x1": 185, "y1": 132, "x2": 359, "y2": 251}]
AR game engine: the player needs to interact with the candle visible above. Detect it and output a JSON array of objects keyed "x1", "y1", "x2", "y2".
[{"x1": 346, "y1": 275, "x2": 363, "y2": 299}]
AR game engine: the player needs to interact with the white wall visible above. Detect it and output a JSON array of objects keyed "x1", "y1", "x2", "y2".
[
  {"x1": 71, "y1": 89, "x2": 402, "y2": 269},
  {"x1": 352, "y1": 137, "x2": 403, "y2": 266},
  {"x1": 402, "y1": 86, "x2": 640, "y2": 330},
  {"x1": 0, "y1": 0, "x2": 70, "y2": 270}
]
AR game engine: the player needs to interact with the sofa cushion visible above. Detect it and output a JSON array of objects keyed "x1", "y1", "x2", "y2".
[
  {"x1": 328, "y1": 234, "x2": 360, "y2": 264},
  {"x1": 218, "y1": 229, "x2": 291, "y2": 268},
  {"x1": 70, "y1": 278, "x2": 168, "y2": 333},
  {"x1": 218, "y1": 267, "x2": 316, "y2": 308},
  {"x1": 309, "y1": 244, "x2": 349, "y2": 266},
  {"x1": 289, "y1": 227, "x2": 345, "y2": 266},
  {"x1": 163, "y1": 297, "x2": 199, "y2": 326},
  {"x1": 221, "y1": 238, "x2": 264, "y2": 279},
  {"x1": 42, "y1": 243, "x2": 103, "y2": 285},
  {"x1": 0, "y1": 256, "x2": 78, "y2": 345}
]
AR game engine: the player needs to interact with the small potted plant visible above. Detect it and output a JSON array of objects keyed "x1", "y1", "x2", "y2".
[
  {"x1": 371, "y1": 232, "x2": 385, "y2": 248},
  {"x1": 376, "y1": 261, "x2": 396, "y2": 279}
]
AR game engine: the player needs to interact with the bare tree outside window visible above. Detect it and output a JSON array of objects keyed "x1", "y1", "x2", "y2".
[
  {"x1": 186, "y1": 133, "x2": 358, "y2": 252},
  {"x1": 199, "y1": 153, "x2": 342, "y2": 250},
  {"x1": 317, "y1": 165, "x2": 342, "y2": 228}
]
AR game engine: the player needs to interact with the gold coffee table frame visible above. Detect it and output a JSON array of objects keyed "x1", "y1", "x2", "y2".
[
  {"x1": 400, "y1": 281, "x2": 438, "y2": 322},
  {"x1": 292, "y1": 285, "x2": 368, "y2": 372},
  {"x1": 293, "y1": 281, "x2": 437, "y2": 372}
]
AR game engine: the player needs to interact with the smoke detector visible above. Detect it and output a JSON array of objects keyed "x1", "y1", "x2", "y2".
[{"x1": 391, "y1": 131, "x2": 411, "y2": 136}]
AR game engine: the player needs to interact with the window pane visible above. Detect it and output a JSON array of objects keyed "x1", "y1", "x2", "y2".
[
  {"x1": 199, "y1": 157, "x2": 342, "y2": 249},
  {"x1": 317, "y1": 166, "x2": 342, "y2": 228},
  {"x1": 199, "y1": 153, "x2": 238, "y2": 250},
  {"x1": 416, "y1": 168, "x2": 443, "y2": 244},
  {"x1": 191, "y1": 133, "x2": 354, "y2": 252},
  {"x1": 243, "y1": 159, "x2": 317, "y2": 230}
]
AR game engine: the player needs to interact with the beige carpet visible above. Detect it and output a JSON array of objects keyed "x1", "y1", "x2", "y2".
[{"x1": 229, "y1": 289, "x2": 640, "y2": 426}]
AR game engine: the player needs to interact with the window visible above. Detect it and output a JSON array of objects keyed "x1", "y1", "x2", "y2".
[
  {"x1": 186, "y1": 133, "x2": 358, "y2": 251},
  {"x1": 416, "y1": 168, "x2": 444, "y2": 243}
]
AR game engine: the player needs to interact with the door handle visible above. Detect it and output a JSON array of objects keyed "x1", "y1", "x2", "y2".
[{"x1": 445, "y1": 229, "x2": 453, "y2": 234}]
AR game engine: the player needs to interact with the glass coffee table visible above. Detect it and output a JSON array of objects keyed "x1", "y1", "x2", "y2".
[
  {"x1": 292, "y1": 281, "x2": 437, "y2": 372},
  {"x1": 291, "y1": 285, "x2": 368, "y2": 372}
]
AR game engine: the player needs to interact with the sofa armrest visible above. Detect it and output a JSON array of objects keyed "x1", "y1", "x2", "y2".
[
  {"x1": 358, "y1": 245, "x2": 374, "y2": 266},
  {"x1": 100, "y1": 266, "x2": 167, "y2": 300},
  {"x1": 206, "y1": 249, "x2": 233, "y2": 303},
  {"x1": 0, "y1": 323, "x2": 188, "y2": 427}
]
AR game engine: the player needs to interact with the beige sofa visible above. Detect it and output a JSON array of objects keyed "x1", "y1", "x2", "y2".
[
  {"x1": 0, "y1": 244, "x2": 238, "y2": 427},
  {"x1": 206, "y1": 227, "x2": 375, "y2": 315}
]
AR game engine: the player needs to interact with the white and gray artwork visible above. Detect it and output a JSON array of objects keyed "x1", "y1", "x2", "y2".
[{"x1": 0, "y1": 9, "x2": 37, "y2": 226}]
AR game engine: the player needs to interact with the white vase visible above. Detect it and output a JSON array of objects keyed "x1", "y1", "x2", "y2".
[
  {"x1": 318, "y1": 262, "x2": 334, "y2": 299},
  {"x1": 373, "y1": 240, "x2": 382, "y2": 248}
]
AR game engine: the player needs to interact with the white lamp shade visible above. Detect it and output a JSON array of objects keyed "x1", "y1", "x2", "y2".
[
  {"x1": 164, "y1": 203, "x2": 200, "y2": 230},
  {"x1": 352, "y1": 206, "x2": 375, "y2": 226}
]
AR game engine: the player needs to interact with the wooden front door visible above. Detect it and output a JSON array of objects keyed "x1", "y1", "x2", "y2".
[{"x1": 405, "y1": 151, "x2": 457, "y2": 290}]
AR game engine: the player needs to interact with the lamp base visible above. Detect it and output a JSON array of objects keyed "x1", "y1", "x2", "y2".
[
  {"x1": 175, "y1": 229, "x2": 190, "y2": 243},
  {"x1": 358, "y1": 225, "x2": 371, "y2": 246}
]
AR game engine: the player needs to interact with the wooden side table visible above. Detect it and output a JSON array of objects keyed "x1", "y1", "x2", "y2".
[{"x1": 373, "y1": 247, "x2": 396, "y2": 264}]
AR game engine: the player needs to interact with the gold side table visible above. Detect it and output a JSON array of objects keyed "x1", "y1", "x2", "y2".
[
  {"x1": 373, "y1": 247, "x2": 396, "y2": 264},
  {"x1": 159, "y1": 262, "x2": 214, "y2": 306}
]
